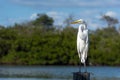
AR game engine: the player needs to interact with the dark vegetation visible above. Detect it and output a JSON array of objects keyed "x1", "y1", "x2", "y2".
[{"x1": 0, "y1": 14, "x2": 120, "y2": 66}]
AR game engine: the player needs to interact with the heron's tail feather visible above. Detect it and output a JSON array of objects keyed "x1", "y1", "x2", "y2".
[
  {"x1": 81, "y1": 53, "x2": 86, "y2": 63},
  {"x1": 81, "y1": 58, "x2": 85, "y2": 63}
]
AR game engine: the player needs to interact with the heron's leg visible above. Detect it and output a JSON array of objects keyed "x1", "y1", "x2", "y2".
[
  {"x1": 79, "y1": 59, "x2": 81, "y2": 73},
  {"x1": 84, "y1": 62, "x2": 87, "y2": 72},
  {"x1": 78, "y1": 53, "x2": 81, "y2": 73}
]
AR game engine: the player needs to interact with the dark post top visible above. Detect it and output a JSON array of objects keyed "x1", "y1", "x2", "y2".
[{"x1": 73, "y1": 72, "x2": 90, "y2": 80}]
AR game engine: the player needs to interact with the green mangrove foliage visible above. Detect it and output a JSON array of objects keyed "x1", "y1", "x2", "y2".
[{"x1": 0, "y1": 14, "x2": 120, "y2": 66}]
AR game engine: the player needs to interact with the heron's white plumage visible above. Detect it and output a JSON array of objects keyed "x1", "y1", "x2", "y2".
[
  {"x1": 71, "y1": 19, "x2": 88, "y2": 72},
  {"x1": 77, "y1": 21, "x2": 88, "y2": 64}
]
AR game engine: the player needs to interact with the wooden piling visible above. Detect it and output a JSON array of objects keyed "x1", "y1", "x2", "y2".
[{"x1": 73, "y1": 72, "x2": 90, "y2": 80}]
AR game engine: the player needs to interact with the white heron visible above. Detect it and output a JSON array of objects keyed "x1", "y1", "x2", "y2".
[{"x1": 71, "y1": 19, "x2": 89, "y2": 72}]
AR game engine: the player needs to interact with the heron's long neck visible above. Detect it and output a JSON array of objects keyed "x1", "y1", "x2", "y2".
[{"x1": 78, "y1": 24, "x2": 87, "y2": 32}]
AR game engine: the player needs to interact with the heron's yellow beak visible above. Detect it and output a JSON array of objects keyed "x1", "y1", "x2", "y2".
[{"x1": 71, "y1": 20, "x2": 82, "y2": 24}]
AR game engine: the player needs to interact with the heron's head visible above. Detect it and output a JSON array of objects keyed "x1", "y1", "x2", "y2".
[
  {"x1": 71, "y1": 19, "x2": 87, "y2": 32},
  {"x1": 71, "y1": 19, "x2": 85, "y2": 24}
]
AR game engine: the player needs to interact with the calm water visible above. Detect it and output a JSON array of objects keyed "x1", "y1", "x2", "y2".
[{"x1": 0, "y1": 65, "x2": 120, "y2": 80}]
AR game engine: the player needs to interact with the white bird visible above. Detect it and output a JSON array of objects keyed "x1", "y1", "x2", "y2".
[{"x1": 71, "y1": 19, "x2": 89, "y2": 72}]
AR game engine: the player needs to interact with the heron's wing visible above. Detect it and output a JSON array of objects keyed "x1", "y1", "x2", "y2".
[
  {"x1": 81, "y1": 43, "x2": 88, "y2": 63},
  {"x1": 84, "y1": 30, "x2": 88, "y2": 43},
  {"x1": 84, "y1": 43, "x2": 88, "y2": 59},
  {"x1": 79, "y1": 30, "x2": 88, "y2": 41}
]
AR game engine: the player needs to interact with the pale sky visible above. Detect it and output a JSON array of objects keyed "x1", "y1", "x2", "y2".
[{"x1": 0, "y1": 0, "x2": 120, "y2": 30}]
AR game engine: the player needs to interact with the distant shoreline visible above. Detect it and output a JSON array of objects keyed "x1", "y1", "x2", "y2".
[{"x1": 0, "y1": 63, "x2": 120, "y2": 67}]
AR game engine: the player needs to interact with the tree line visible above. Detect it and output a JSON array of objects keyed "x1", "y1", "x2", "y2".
[{"x1": 0, "y1": 14, "x2": 120, "y2": 66}]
